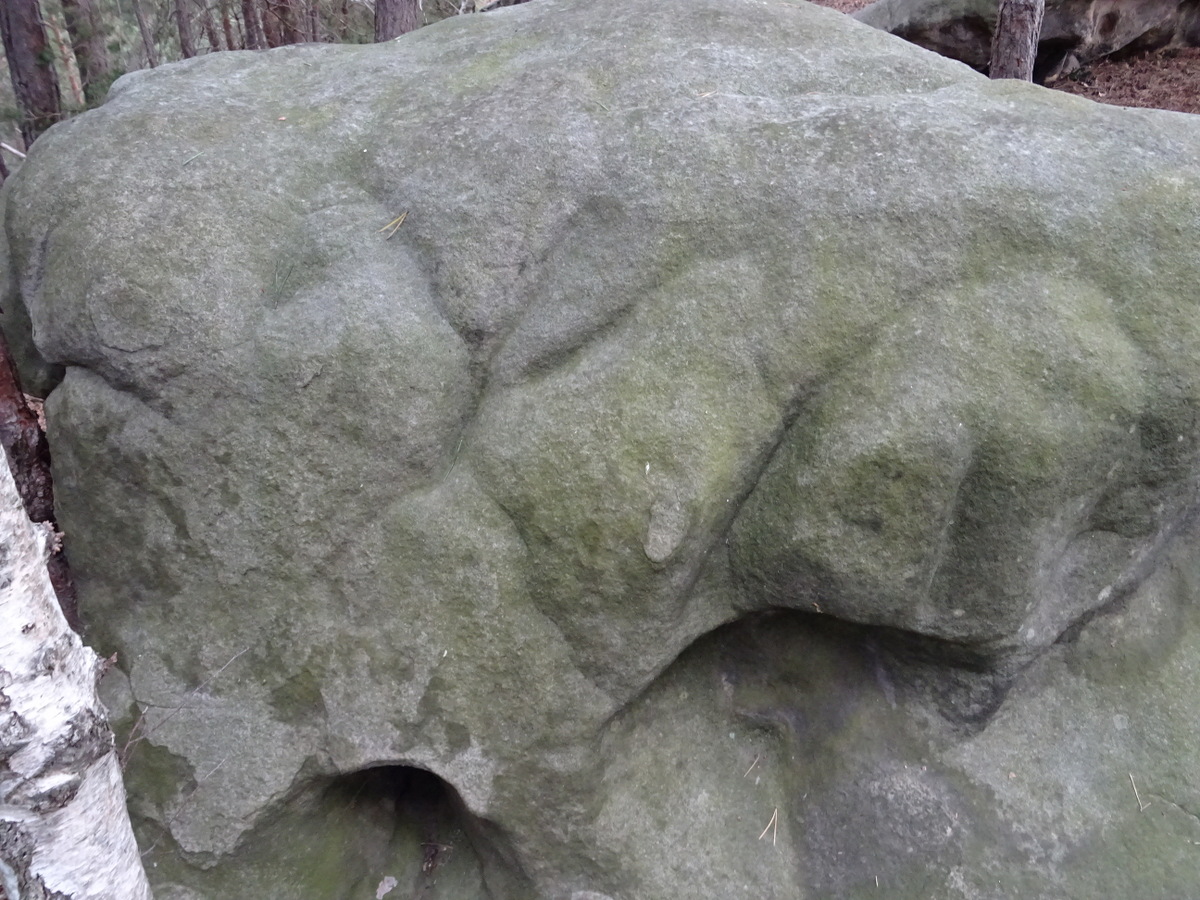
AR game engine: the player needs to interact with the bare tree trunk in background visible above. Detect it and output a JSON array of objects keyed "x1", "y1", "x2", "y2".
[
  {"x1": 242, "y1": 0, "x2": 266, "y2": 48},
  {"x1": 374, "y1": 0, "x2": 421, "y2": 41},
  {"x1": 0, "y1": 453, "x2": 152, "y2": 900},
  {"x1": 59, "y1": 0, "x2": 112, "y2": 105},
  {"x1": 221, "y1": 0, "x2": 240, "y2": 49},
  {"x1": 130, "y1": 0, "x2": 160, "y2": 66},
  {"x1": 989, "y1": 0, "x2": 1045, "y2": 80},
  {"x1": 282, "y1": 0, "x2": 304, "y2": 42},
  {"x1": 175, "y1": 0, "x2": 197, "y2": 56},
  {"x1": 265, "y1": 0, "x2": 304, "y2": 44},
  {"x1": 0, "y1": 0, "x2": 62, "y2": 144},
  {"x1": 202, "y1": 1, "x2": 225, "y2": 50},
  {"x1": 307, "y1": 0, "x2": 320, "y2": 41},
  {"x1": 0, "y1": 0, "x2": 63, "y2": 145},
  {"x1": 260, "y1": 0, "x2": 283, "y2": 45},
  {"x1": 43, "y1": 13, "x2": 85, "y2": 106}
]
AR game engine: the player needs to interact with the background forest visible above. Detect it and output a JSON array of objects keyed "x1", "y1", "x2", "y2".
[
  {"x1": 3, "y1": 0, "x2": 1194, "y2": 184},
  {"x1": 0, "y1": 0, "x2": 532, "y2": 178}
]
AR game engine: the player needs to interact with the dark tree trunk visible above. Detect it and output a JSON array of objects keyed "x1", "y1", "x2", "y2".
[
  {"x1": 221, "y1": 0, "x2": 239, "y2": 49},
  {"x1": 260, "y1": 0, "x2": 283, "y2": 45},
  {"x1": 265, "y1": 0, "x2": 304, "y2": 44},
  {"x1": 307, "y1": 0, "x2": 320, "y2": 41},
  {"x1": 282, "y1": 0, "x2": 304, "y2": 42},
  {"x1": 43, "y1": 12, "x2": 84, "y2": 106},
  {"x1": 59, "y1": 0, "x2": 112, "y2": 105},
  {"x1": 202, "y1": 2, "x2": 225, "y2": 50},
  {"x1": 374, "y1": 0, "x2": 420, "y2": 41},
  {"x1": 989, "y1": 0, "x2": 1045, "y2": 81},
  {"x1": 0, "y1": 332, "x2": 78, "y2": 630},
  {"x1": 241, "y1": 0, "x2": 265, "y2": 48},
  {"x1": 222, "y1": 14, "x2": 237, "y2": 50},
  {"x1": 0, "y1": 0, "x2": 62, "y2": 144},
  {"x1": 175, "y1": 0, "x2": 196, "y2": 56},
  {"x1": 130, "y1": 0, "x2": 160, "y2": 66}
]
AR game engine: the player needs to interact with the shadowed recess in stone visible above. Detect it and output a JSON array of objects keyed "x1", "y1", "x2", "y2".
[{"x1": 127, "y1": 763, "x2": 529, "y2": 899}]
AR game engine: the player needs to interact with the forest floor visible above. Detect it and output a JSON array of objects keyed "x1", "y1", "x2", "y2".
[{"x1": 813, "y1": 0, "x2": 1200, "y2": 115}]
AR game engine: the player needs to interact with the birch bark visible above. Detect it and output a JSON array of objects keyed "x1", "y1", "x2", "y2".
[{"x1": 0, "y1": 462, "x2": 152, "y2": 899}]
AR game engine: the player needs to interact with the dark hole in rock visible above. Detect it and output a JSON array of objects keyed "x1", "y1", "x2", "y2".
[
  {"x1": 1099, "y1": 9, "x2": 1120, "y2": 38},
  {"x1": 1035, "y1": 36, "x2": 1080, "y2": 81},
  {"x1": 316, "y1": 764, "x2": 532, "y2": 900},
  {"x1": 326, "y1": 766, "x2": 462, "y2": 875},
  {"x1": 150, "y1": 763, "x2": 533, "y2": 900}
]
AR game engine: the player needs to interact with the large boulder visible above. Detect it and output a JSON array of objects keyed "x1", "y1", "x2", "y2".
[
  {"x1": 5, "y1": 0, "x2": 1200, "y2": 896},
  {"x1": 855, "y1": 0, "x2": 1200, "y2": 78}
]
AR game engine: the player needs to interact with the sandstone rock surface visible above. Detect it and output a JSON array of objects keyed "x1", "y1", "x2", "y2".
[
  {"x1": 855, "y1": 0, "x2": 1200, "y2": 78},
  {"x1": 5, "y1": 0, "x2": 1200, "y2": 897}
]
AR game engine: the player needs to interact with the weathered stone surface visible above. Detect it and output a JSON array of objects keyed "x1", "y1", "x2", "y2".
[
  {"x1": 856, "y1": 0, "x2": 1200, "y2": 78},
  {"x1": 4, "y1": 0, "x2": 1200, "y2": 896}
]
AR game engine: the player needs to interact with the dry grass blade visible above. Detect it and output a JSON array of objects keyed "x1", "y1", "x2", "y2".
[
  {"x1": 120, "y1": 646, "x2": 250, "y2": 768},
  {"x1": 379, "y1": 211, "x2": 408, "y2": 239},
  {"x1": 743, "y1": 754, "x2": 760, "y2": 778},
  {"x1": 1129, "y1": 772, "x2": 1151, "y2": 812},
  {"x1": 758, "y1": 807, "x2": 779, "y2": 844}
]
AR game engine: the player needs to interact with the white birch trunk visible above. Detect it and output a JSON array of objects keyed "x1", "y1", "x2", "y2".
[{"x1": 0, "y1": 461, "x2": 152, "y2": 899}]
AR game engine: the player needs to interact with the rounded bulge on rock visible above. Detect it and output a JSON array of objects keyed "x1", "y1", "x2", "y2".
[{"x1": 728, "y1": 277, "x2": 1168, "y2": 664}]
